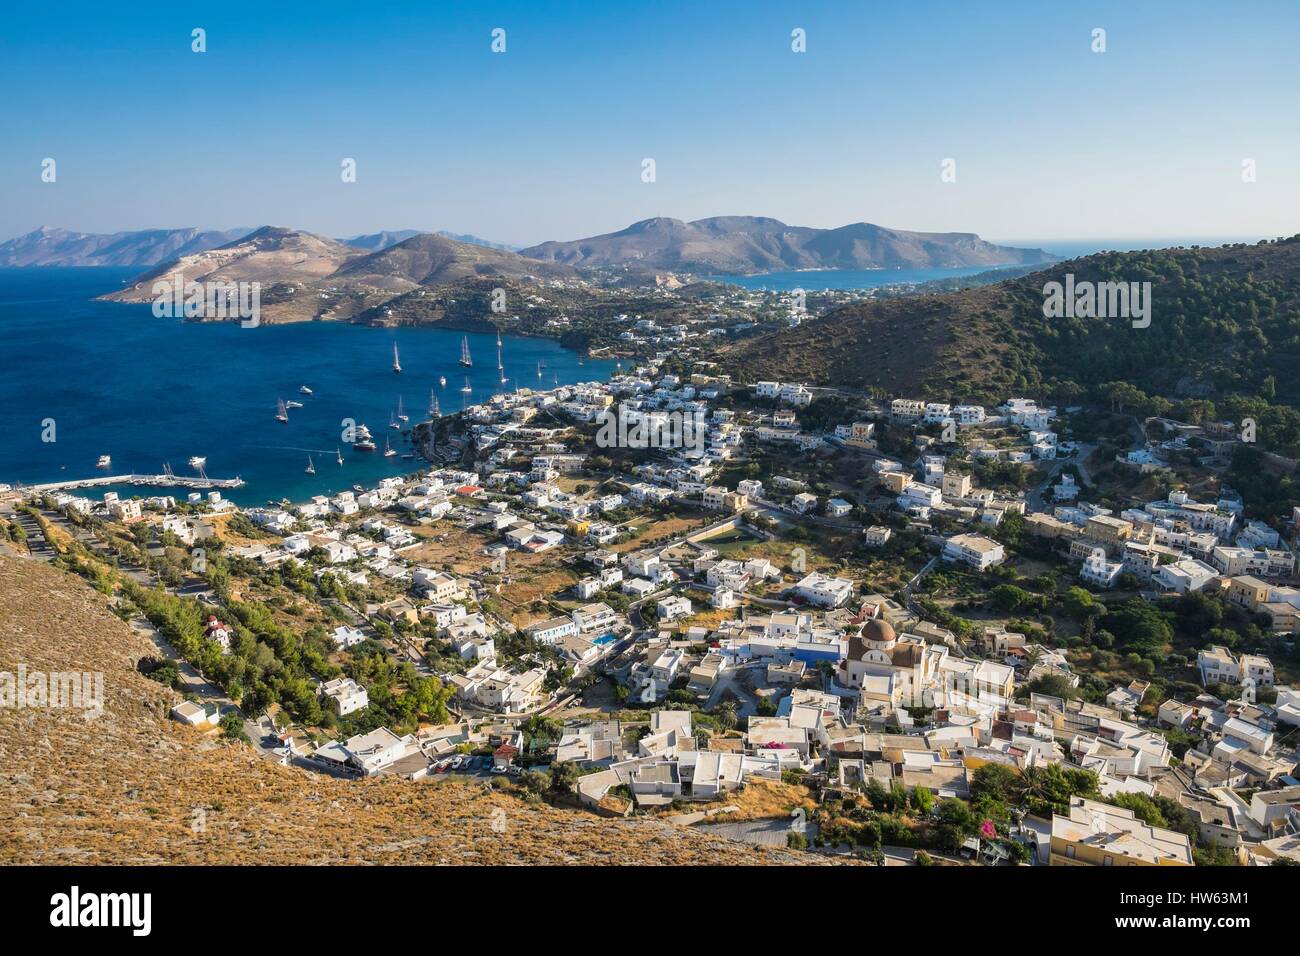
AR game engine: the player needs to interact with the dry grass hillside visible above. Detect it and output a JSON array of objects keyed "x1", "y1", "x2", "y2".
[{"x1": 0, "y1": 554, "x2": 824, "y2": 865}]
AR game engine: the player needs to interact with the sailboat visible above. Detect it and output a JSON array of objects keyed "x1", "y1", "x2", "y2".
[
  {"x1": 496, "y1": 332, "x2": 504, "y2": 370},
  {"x1": 384, "y1": 435, "x2": 397, "y2": 458},
  {"x1": 305, "y1": 455, "x2": 316, "y2": 475},
  {"x1": 276, "y1": 398, "x2": 289, "y2": 423},
  {"x1": 396, "y1": 395, "x2": 408, "y2": 423},
  {"x1": 428, "y1": 391, "x2": 441, "y2": 417},
  {"x1": 336, "y1": 446, "x2": 345, "y2": 466},
  {"x1": 392, "y1": 342, "x2": 402, "y2": 373},
  {"x1": 537, "y1": 361, "x2": 542, "y2": 379},
  {"x1": 460, "y1": 376, "x2": 472, "y2": 394},
  {"x1": 459, "y1": 336, "x2": 472, "y2": 367},
  {"x1": 389, "y1": 409, "x2": 401, "y2": 430}
]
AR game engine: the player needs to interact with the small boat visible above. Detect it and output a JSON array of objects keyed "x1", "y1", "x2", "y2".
[
  {"x1": 392, "y1": 342, "x2": 403, "y2": 374},
  {"x1": 439, "y1": 375, "x2": 446, "y2": 388},
  {"x1": 384, "y1": 436, "x2": 397, "y2": 458},
  {"x1": 299, "y1": 385, "x2": 313, "y2": 395},
  {"x1": 336, "y1": 447, "x2": 344, "y2": 465},
  {"x1": 276, "y1": 398, "x2": 289, "y2": 423},
  {"x1": 401, "y1": 453, "x2": 416, "y2": 460},
  {"x1": 188, "y1": 456, "x2": 206, "y2": 470},
  {"x1": 285, "y1": 400, "x2": 303, "y2": 409},
  {"x1": 459, "y1": 336, "x2": 472, "y2": 367},
  {"x1": 305, "y1": 455, "x2": 316, "y2": 475},
  {"x1": 96, "y1": 455, "x2": 112, "y2": 469}
]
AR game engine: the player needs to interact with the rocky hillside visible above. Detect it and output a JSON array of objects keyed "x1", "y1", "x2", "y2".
[
  {"x1": 0, "y1": 554, "x2": 818, "y2": 865},
  {"x1": 520, "y1": 216, "x2": 1054, "y2": 274},
  {"x1": 0, "y1": 226, "x2": 252, "y2": 267}
]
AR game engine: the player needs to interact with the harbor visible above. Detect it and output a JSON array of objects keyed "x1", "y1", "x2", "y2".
[{"x1": 21, "y1": 473, "x2": 246, "y2": 493}]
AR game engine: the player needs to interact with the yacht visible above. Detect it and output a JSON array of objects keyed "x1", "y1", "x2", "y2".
[
  {"x1": 96, "y1": 455, "x2": 112, "y2": 469},
  {"x1": 439, "y1": 375, "x2": 446, "y2": 388},
  {"x1": 299, "y1": 385, "x2": 313, "y2": 395},
  {"x1": 285, "y1": 399, "x2": 303, "y2": 409},
  {"x1": 188, "y1": 456, "x2": 206, "y2": 470}
]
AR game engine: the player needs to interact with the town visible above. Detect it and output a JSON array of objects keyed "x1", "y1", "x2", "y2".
[{"x1": 3, "y1": 357, "x2": 1299, "y2": 868}]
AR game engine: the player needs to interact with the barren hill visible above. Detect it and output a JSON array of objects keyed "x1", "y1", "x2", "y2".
[
  {"x1": 0, "y1": 225, "x2": 252, "y2": 268},
  {"x1": 520, "y1": 216, "x2": 1054, "y2": 274},
  {"x1": 0, "y1": 554, "x2": 817, "y2": 865},
  {"x1": 333, "y1": 232, "x2": 574, "y2": 291}
]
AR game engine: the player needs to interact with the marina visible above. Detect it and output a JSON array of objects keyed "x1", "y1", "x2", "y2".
[{"x1": 22, "y1": 473, "x2": 246, "y2": 493}]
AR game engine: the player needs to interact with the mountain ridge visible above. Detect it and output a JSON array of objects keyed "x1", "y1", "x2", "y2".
[{"x1": 519, "y1": 216, "x2": 1056, "y2": 274}]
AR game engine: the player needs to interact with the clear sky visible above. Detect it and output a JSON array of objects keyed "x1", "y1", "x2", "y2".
[{"x1": 1, "y1": 0, "x2": 1295, "y2": 247}]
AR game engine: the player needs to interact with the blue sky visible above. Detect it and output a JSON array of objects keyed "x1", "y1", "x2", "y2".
[{"x1": 1, "y1": 0, "x2": 1295, "y2": 247}]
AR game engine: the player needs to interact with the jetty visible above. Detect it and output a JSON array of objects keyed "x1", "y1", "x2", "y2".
[{"x1": 23, "y1": 474, "x2": 245, "y2": 493}]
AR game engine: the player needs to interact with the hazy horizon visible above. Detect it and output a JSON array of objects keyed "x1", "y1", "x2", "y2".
[{"x1": 2, "y1": 0, "x2": 1296, "y2": 247}]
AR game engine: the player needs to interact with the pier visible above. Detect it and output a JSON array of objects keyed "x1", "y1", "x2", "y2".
[{"x1": 22, "y1": 474, "x2": 246, "y2": 493}]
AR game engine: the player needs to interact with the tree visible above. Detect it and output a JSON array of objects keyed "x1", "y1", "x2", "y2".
[
  {"x1": 911, "y1": 785, "x2": 934, "y2": 814},
  {"x1": 549, "y1": 760, "x2": 581, "y2": 794}
]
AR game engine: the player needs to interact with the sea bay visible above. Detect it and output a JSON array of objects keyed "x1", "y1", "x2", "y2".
[{"x1": 0, "y1": 267, "x2": 616, "y2": 505}]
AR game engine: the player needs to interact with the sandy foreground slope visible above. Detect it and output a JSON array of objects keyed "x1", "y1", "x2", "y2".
[{"x1": 0, "y1": 554, "x2": 822, "y2": 865}]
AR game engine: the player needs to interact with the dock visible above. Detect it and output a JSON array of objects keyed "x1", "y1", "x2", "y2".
[{"x1": 22, "y1": 474, "x2": 245, "y2": 493}]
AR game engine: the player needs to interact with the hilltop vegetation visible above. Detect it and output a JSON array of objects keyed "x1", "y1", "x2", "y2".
[{"x1": 724, "y1": 236, "x2": 1300, "y2": 452}]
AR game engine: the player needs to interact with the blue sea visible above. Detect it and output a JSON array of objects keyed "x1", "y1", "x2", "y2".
[{"x1": 0, "y1": 268, "x2": 615, "y2": 505}]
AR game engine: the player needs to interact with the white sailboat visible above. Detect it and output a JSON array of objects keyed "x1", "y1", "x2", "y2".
[
  {"x1": 276, "y1": 398, "x2": 289, "y2": 423},
  {"x1": 397, "y1": 395, "x2": 408, "y2": 422},
  {"x1": 336, "y1": 446, "x2": 344, "y2": 466},
  {"x1": 537, "y1": 361, "x2": 542, "y2": 379},
  {"x1": 428, "y1": 391, "x2": 441, "y2": 417},
  {"x1": 496, "y1": 332, "x2": 504, "y2": 370},
  {"x1": 392, "y1": 342, "x2": 402, "y2": 373},
  {"x1": 459, "y1": 336, "x2": 472, "y2": 367},
  {"x1": 460, "y1": 376, "x2": 472, "y2": 394},
  {"x1": 384, "y1": 435, "x2": 396, "y2": 458},
  {"x1": 305, "y1": 455, "x2": 316, "y2": 475}
]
